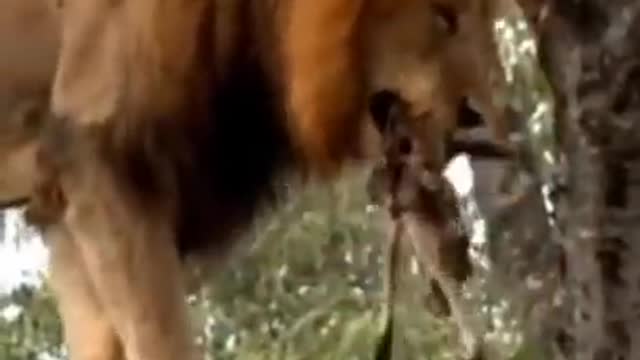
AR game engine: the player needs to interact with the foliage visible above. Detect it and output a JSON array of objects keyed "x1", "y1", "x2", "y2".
[{"x1": 0, "y1": 283, "x2": 63, "y2": 360}]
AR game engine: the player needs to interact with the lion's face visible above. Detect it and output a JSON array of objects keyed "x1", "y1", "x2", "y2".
[{"x1": 362, "y1": 0, "x2": 507, "y2": 168}]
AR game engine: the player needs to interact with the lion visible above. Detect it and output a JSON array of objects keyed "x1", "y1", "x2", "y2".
[{"x1": 0, "y1": 0, "x2": 511, "y2": 359}]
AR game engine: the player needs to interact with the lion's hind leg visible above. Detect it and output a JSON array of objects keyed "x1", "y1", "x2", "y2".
[
  {"x1": 60, "y1": 166, "x2": 197, "y2": 360},
  {"x1": 47, "y1": 225, "x2": 125, "y2": 360}
]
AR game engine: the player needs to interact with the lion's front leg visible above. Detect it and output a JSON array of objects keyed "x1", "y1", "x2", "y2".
[
  {"x1": 47, "y1": 225, "x2": 125, "y2": 360},
  {"x1": 59, "y1": 169, "x2": 198, "y2": 360}
]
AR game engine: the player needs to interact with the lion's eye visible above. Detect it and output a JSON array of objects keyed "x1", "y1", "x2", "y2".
[{"x1": 432, "y1": 4, "x2": 458, "y2": 35}]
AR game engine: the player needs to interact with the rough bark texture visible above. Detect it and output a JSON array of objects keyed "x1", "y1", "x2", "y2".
[{"x1": 525, "y1": 1, "x2": 640, "y2": 358}]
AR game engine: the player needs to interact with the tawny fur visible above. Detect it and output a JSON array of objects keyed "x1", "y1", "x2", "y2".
[
  {"x1": 0, "y1": 0, "x2": 59, "y2": 205},
  {"x1": 47, "y1": 225, "x2": 125, "y2": 360},
  {"x1": 284, "y1": 0, "x2": 366, "y2": 173},
  {"x1": 0, "y1": 0, "x2": 511, "y2": 359}
]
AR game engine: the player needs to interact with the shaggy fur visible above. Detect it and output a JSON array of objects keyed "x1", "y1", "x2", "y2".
[
  {"x1": 0, "y1": 0, "x2": 509, "y2": 359},
  {"x1": 0, "y1": 0, "x2": 59, "y2": 206}
]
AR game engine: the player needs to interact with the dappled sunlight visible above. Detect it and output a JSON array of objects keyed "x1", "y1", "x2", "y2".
[{"x1": 0, "y1": 209, "x2": 48, "y2": 294}]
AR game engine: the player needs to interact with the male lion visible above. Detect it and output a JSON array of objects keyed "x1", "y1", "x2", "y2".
[{"x1": 1, "y1": 0, "x2": 510, "y2": 359}]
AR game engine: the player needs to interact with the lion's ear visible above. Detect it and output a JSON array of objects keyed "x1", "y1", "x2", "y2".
[{"x1": 368, "y1": 90, "x2": 404, "y2": 134}]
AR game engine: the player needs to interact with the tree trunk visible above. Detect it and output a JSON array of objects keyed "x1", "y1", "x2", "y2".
[{"x1": 524, "y1": 1, "x2": 640, "y2": 358}]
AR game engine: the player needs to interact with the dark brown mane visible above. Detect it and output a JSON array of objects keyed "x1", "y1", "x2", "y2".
[
  {"x1": 174, "y1": 31, "x2": 296, "y2": 257},
  {"x1": 31, "y1": 2, "x2": 300, "y2": 260}
]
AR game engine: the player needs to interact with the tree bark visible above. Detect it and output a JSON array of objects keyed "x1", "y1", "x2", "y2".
[{"x1": 522, "y1": 1, "x2": 640, "y2": 358}]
